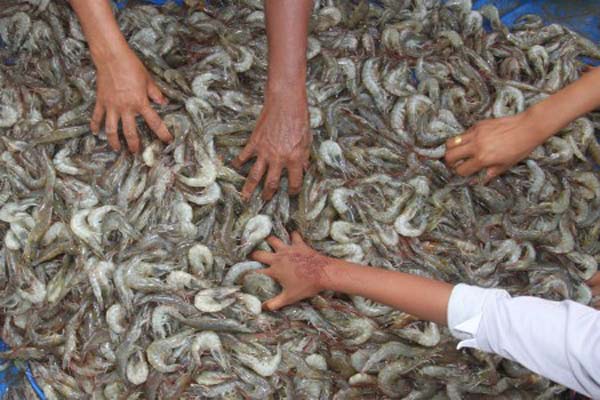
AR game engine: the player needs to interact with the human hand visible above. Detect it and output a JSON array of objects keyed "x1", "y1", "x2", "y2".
[
  {"x1": 232, "y1": 90, "x2": 311, "y2": 201},
  {"x1": 444, "y1": 110, "x2": 547, "y2": 183},
  {"x1": 91, "y1": 48, "x2": 172, "y2": 153},
  {"x1": 250, "y1": 232, "x2": 332, "y2": 311}
]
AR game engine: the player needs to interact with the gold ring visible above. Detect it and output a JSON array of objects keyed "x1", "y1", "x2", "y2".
[{"x1": 454, "y1": 136, "x2": 463, "y2": 145}]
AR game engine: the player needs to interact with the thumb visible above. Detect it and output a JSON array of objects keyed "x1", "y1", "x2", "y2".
[
  {"x1": 262, "y1": 293, "x2": 288, "y2": 312},
  {"x1": 148, "y1": 81, "x2": 168, "y2": 105}
]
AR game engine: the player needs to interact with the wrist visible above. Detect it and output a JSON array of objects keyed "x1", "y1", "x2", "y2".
[
  {"x1": 265, "y1": 78, "x2": 307, "y2": 100},
  {"x1": 320, "y1": 258, "x2": 345, "y2": 292},
  {"x1": 521, "y1": 103, "x2": 560, "y2": 143},
  {"x1": 89, "y1": 37, "x2": 131, "y2": 66}
]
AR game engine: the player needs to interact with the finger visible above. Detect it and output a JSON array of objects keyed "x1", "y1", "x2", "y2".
[
  {"x1": 303, "y1": 159, "x2": 310, "y2": 171},
  {"x1": 287, "y1": 164, "x2": 304, "y2": 195},
  {"x1": 263, "y1": 293, "x2": 289, "y2": 311},
  {"x1": 255, "y1": 267, "x2": 275, "y2": 278},
  {"x1": 290, "y1": 231, "x2": 305, "y2": 246},
  {"x1": 446, "y1": 132, "x2": 472, "y2": 149},
  {"x1": 482, "y1": 166, "x2": 505, "y2": 185},
  {"x1": 454, "y1": 158, "x2": 482, "y2": 177},
  {"x1": 122, "y1": 113, "x2": 141, "y2": 153},
  {"x1": 444, "y1": 142, "x2": 474, "y2": 166},
  {"x1": 90, "y1": 103, "x2": 105, "y2": 134},
  {"x1": 592, "y1": 284, "x2": 600, "y2": 296},
  {"x1": 241, "y1": 158, "x2": 266, "y2": 200},
  {"x1": 251, "y1": 251, "x2": 276, "y2": 265},
  {"x1": 262, "y1": 162, "x2": 283, "y2": 201},
  {"x1": 588, "y1": 271, "x2": 600, "y2": 286},
  {"x1": 147, "y1": 81, "x2": 168, "y2": 105},
  {"x1": 266, "y1": 236, "x2": 286, "y2": 251},
  {"x1": 232, "y1": 143, "x2": 255, "y2": 169},
  {"x1": 141, "y1": 106, "x2": 173, "y2": 144},
  {"x1": 105, "y1": 110, "x2": 120, "y2": 151}
]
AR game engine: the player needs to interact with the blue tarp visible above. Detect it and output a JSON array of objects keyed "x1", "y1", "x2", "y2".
[
  {"x1": 1, "y1": 0, "x2": 600, "y2": 398},
  {"x1": 0, "y1": 340, "x2": 44, "y2": 400},
  {"x1": 473, "y1": 0, "x2": 600, "y2": 44},
  {"x1": 115, "y1": 0, "x2": 183, "y2": 8}
]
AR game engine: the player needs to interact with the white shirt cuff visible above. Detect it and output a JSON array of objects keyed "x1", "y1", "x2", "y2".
[{"x1": 447, "y1": 283, "x2": 510, "y2": 349}]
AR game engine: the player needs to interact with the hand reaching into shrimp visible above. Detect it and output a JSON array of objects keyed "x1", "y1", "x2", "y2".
[
  {"x1": 92, "y1": 48, "x2": 172, "y2": 153},
  {"x1": 251, "y1": 232, "x2": 332, "y2": 311},
  {"x1": 232, "y1": 0, "x2": 313, "y2": 201},
  {"x1": 69, "y1": 0, "x2": 172, "y2": 153},
  {"x1": 232, "y1": 93, "x2": 311, "y2": 201},
  {"x1": 444, "y1": 111, "x2": 545, "y2": 183}
]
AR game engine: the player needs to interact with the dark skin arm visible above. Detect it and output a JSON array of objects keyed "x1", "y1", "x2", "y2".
[
  {"x1": 232, "y1": 0, "x2": 313, "y2": 201},
  {"x1": 251, "y1": 233, "x2": 453, "y2": 325},
  {"x1": 445, "y1": 67, "x2": 600, "y2": 182},
  {"x1": 68, "y1": 0, "x2": 172, "y2": 153}
]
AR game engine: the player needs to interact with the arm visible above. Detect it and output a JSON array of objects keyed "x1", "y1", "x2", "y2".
[
  {"x1": 68, "y1": 0, "x2": 171, "y2": 152},
  {"x1": 252, "y1": 233, "x2": 453, "y2": 325},
  {"x1": 232, "y1": 0, "x2": 313, "y2": 201},
  {"x1": 445, "y1": 67, "x2": 600, "y2": 182},
  {"x1": 451, "y1": 285, "x2": 600, "y2": 398},
  {"x1": 251, "y1": 233, "x2": 600, "y2": 397}
]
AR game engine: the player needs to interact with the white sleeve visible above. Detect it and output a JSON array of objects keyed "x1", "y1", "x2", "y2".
[{"x1": 447, "y1": 283, "x2": 600, "y2": 398}]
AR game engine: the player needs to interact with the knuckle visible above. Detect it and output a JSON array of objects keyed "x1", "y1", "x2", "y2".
[
  {"x1": 145, "y1": 111, "x2": 159, "y2": 124},
  {"x1": 266, "y1": 182, "x2": 278, "y2": 190},
  {"x1": 247, "y1": 176, "x2": 260, "y2": 185}
]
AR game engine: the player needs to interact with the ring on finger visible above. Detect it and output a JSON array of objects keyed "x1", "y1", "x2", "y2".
[{"x1": 453, "y1": 135, "x2": 463, "y2": 146}]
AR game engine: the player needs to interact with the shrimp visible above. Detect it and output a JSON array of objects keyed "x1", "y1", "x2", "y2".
[
  {"x1": 239, "y1": 214, "x2": 272, "y2": 257},
  {"x1": 186, "y1": 244, "x2": 213, "y2": 278},
  {"x1": 194, "y1": 286, "x2": 239, "y2": 313},
  {"x1": 146, "y1": 329, "x2": 194, "y2": 373},
  {"x1": 127, "y1": 350, "x2": 149, "y2": 385},
  {"x1": 191, "y1": 331, "x2": 229, "y2": 370}
]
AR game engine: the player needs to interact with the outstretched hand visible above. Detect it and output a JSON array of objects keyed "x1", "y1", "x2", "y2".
[
  {"x1": 444, "y1": 111, "x2": 545, "y2": 183},
  {"x1": 232, "y1": 93, "x2": 311, "y2": 201},
  {"x1": 250, "y1": 232, "x2": 331, "y2": 311}
]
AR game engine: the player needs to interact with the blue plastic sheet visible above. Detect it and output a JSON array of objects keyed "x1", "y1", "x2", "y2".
[
  {"x1": 115, "y1": 0, "x2": 183, "y2": 8},
  {"x1": 0, "y1": 340, "x2": 20, "y2": 399},
  {"x1": 0, "y1": 340, "x2": 45, "y2": 400},
  {"x1": 473, "y1": 0, "x2": 600, "y2": 43}
]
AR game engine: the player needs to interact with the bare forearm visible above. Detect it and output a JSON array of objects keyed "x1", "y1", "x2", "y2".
[
  {"x1": 68, "y1": 0, "x2": 130, "y2": 64},
  {"x1": 528, "y1": 67, "x2": 600, "y2": 142},
  {"x1": 322, "y1": 259, "x2": 453, "y2": 325},
  {"x1": 264, "y1": 0, "x2": 312, "y2": 95}
]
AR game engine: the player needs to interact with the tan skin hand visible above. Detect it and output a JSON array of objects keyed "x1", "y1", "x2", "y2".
[
  {"x1": 444, "y1": 111, "x2": 544, "y2": 183},
  {"x1": 91, "y1": 49, "x2": 172, "y2": 153},
  {"x1": 232, "y1": 95, "x2": 312, "y2": 201},
  {"x1": 251, "y1": 232, "x2": 330, "y2": 311}
]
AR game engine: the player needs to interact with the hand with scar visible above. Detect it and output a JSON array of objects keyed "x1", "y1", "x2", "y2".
[{"x1": 251, "y1": 232, "x2": 332, "y2": 311}]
